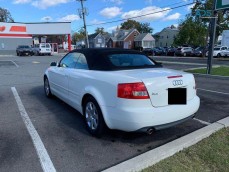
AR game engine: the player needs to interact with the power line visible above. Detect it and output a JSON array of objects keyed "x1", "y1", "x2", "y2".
[{"x1": 86, "y1": 2, "x2": 196, "y2": 27}]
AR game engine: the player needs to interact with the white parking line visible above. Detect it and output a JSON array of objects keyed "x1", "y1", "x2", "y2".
[
  {"x1": 197, "y1": 88, "x2": 229, "y2": 95},
  {"x1": 11, "y1": 87, "x2": 56, "y2": 172},
  {"x1": 10, "y1": 60, "x2": 19, "y2": 67},
  {"x1": 193, "y1": 118, "x2": 211, "y2": 125},
  {"x1": 0, "y1": 60, "x2": 19, "y2": 67}
]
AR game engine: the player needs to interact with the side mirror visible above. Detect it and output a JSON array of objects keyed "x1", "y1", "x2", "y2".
[{"x1": 50, "y1": 62, "x2": 57, "y2": 66}]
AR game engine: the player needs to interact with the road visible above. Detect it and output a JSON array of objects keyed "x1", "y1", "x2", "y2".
[{"x1": 0, "y1": 55, "x2": 228, "y2": 172}]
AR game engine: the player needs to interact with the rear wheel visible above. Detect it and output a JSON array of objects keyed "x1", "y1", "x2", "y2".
[
  {"x1": 217, "y1": 53, "x2": 221, "y2": 58},
  {"x1": 83, "y1": 96, "x2": 106, "y2": 137},
  {"x1": 183, "y1": 53, "x2": 187, "y2": 57}
]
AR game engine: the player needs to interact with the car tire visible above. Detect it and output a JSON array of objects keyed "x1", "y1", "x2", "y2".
[
  {"x1": 183, "y1": 53, "x2": 187, "y2": 57},
  {"x1": 36, "y1": 51, "x2": 39, "y2": 56},
  {"x1": 44, "y1": 77, "x2": 52, "y2": 98},
  {"x1": 83, "y1": 96, "x2": 106, "y2": 137},
  {"x1": 217, "y1": 53, "x2": 221, "y2": 58}
]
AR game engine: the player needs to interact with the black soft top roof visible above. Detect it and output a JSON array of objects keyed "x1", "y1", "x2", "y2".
[{"x1": 70, "y1": 48, "x2": 148, "y2": 70}]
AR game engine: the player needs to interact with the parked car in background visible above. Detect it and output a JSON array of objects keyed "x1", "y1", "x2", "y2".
[
  {"x1": 16, "y1": 45, "x2": 33, "y2": 56},
  {"x1": 155, "y1": 47, "x2": 166, "y2": 56},
  {"x1": 32, "y1": 43, "x2": 52, "y2": 56},
  {"x1": 44, "y1": 48, "x2": 200, "y2": 136},
  {"x1": 167, "y1": 47, "x2": 177, "y2": 56},
  {"x1": 175, "y1": 47, "x2": 193, "y2": 57},
  {"x1": 143, "y1": 48, "x2": 162, "y2": 56},
  {"x1": 205, "y1": 46, "x2": 228, "y2": 57},
  {"x1": 143, "y1": 48, "x2": 154, "y2": 56},
  {"x1": 212, "y1": 46, "x2": 228, "y2": 58},
  {"x1": 193, "y1": 47, "x2": 205, "y2": 57}
]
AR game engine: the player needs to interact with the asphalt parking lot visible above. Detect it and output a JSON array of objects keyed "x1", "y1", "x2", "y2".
[{"x1": 0, "y1": 55, "x2": 228, "y2": 172}]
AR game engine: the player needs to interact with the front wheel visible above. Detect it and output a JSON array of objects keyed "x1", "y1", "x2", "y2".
[
  {"x1": 83, "y1": 97, "x2": 106, "y2": 137},
  {"x1": 44, "y1": 77, "x2": 52, "y2": 98},
  {"x1": 217, "y1": 53, "x2": 221, "y2": 58}
]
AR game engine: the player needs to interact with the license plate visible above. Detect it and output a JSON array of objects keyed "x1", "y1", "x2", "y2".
[{"x1": 168, "y1": 88, "x2": 187, "y2": 105}]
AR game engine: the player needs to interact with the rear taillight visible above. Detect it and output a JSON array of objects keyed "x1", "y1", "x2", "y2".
[{"x1": 117, "y1": 82, "x2": 149, "y2": 99}]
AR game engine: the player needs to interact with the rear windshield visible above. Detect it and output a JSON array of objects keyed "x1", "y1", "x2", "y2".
[
  {"x1": 46, "y1": 44, "x2": 50, "y2": 48},
  {"x1": 108, "y1": 54, "x2": 155, "y2": 68}
]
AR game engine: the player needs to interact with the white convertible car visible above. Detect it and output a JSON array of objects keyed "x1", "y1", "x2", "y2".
[{"x1": 44, "y1": 48, "x2": 200, "y2": 136}]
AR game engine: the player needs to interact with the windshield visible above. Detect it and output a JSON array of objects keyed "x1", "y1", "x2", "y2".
[{"x1": 108, "y1": 54, "x2": 155, "y2": 68}]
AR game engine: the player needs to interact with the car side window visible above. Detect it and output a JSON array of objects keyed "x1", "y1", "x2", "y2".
[
  {"x1": 75, "y1": 54, "x2": 89, "y2": 70},
  {"x1": 59, "y1": 53, "x2": 81, "y2": 68}
]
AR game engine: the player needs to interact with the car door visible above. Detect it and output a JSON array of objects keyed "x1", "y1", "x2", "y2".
[
  {"x1": 68, "y1": 53, "x2": 89, "y2": 110},
  {"x1": 49, "y1": 53, "x2": 79, "y2": 102}
]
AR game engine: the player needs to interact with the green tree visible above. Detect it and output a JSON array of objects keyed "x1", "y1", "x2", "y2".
[
  {"x1": 95, "y1": 27, "x2": 107, "y2": 34},
  {"x1": 174, "y1": 18, "x2": 207, "y2": 47},
  {"x1": 72, "y1": 28, "x2": 85, "y2": 44},
  {"x1": 174, "y1": 0, "x2": 229, "y2": 46},
  {"x1": 120, "y1": 19, "x2": 153, "y2": 33},
  {"x1": 0, "y1": 7, "x2": 14, "y2": 22}
]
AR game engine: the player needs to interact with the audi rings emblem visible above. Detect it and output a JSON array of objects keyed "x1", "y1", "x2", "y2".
[{"x1": 173, "y1": 80, "x2": 183, "y2": 86}]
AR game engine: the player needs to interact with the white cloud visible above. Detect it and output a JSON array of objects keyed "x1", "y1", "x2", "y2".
[
  {"x1": 13, "y1": 0, "x2": 31, "y2": 4},
  {"x1": 121, "y1": 6, "x2": 171, "y2": 22},
  {"x1": 32, "y1": 0, "x2": 70, "y2": 9},
  {"x1": 104, "y1": 0, "x2": 123, "y2": 5},
  {"x1": 173, "y1": 24, "x2": 178, "y2": 28},
  {"x1": 100, "y1": 7, "x2": 122, "y2": 18},
  {"x1": 163, "y1": 13, "x2": 181, "y2": 21},
  {"x1": 107, "y1": 25, "x2": 120, "y2": 31},
  {"x1": 41, "y1": 16, "x2": 53, "y2": 21},
  {"x1": 58, "y1": 14, "x2": 80, "y2": 22},
  {"x1": 187, "y1": 4, "x2": 195, "y2": 11}
]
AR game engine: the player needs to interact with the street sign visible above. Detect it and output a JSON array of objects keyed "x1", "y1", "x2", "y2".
[{"x1": 216, "y1": 0, "x2": 229, "y2": 10}]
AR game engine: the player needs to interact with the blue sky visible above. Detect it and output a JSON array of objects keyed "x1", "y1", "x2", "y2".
[{"x1": 1, "y1": 0, "x2": 195, "y2": 34}]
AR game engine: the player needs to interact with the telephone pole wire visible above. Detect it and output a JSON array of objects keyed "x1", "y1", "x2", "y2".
[{"x1": 77, "y1": 0, "x2": 89, "y2": 48}]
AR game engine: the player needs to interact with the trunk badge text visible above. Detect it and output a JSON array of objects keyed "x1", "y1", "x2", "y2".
[{"x1": 173, "y1": 80, "x2": 183, "y2": 86}]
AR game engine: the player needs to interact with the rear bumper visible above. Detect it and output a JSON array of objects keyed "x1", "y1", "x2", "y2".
[{"x1": 101, "y1": 96, "x2": 200, "y2": 132}]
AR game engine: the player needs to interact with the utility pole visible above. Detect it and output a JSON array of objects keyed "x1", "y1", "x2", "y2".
[
  {"x1": 207, "y1": 0, "x2": 217, "y2": 74},
  {"x1": 77, "y1": 0, "x2": 89, "y2": 48}
]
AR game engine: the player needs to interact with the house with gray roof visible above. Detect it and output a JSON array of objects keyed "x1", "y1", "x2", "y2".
[
  {"x1": 134, "y1": 33, "x2": 155, "y2": 49},
  {"x1": 88, "y1": 33, "x2": 106, "y2": 48},
  {"x1": 107, "y1": 28, "x2": 140, "y2": 49},
  {"x1": 154, "y1": 27, "x2": 179, "y2": 47}
]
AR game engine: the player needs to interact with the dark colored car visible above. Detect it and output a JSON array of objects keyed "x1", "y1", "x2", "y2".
[
  {"x1": 16, "y1": 45, "x2": 33, "y2": 56},
  {"x1": 193, "y1": 47, "x2": 206, "y2": 57},
  {"x1": 142, "y1": 48, "x2": 154, "y2": 56},
  {"x1": 167, "y1": 48, "x2": 177, "y2": 56}
]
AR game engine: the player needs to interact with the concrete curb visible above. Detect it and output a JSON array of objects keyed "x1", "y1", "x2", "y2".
[
  {"x1": 183, "y1": 65, "x2": 220, "y2": 71},
  {"x1": 103, "y1": 116, "x2": 229, "y2": 172},
  {"x1": 157, "y1": 61, "x2": 206, "y2": 66}
]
